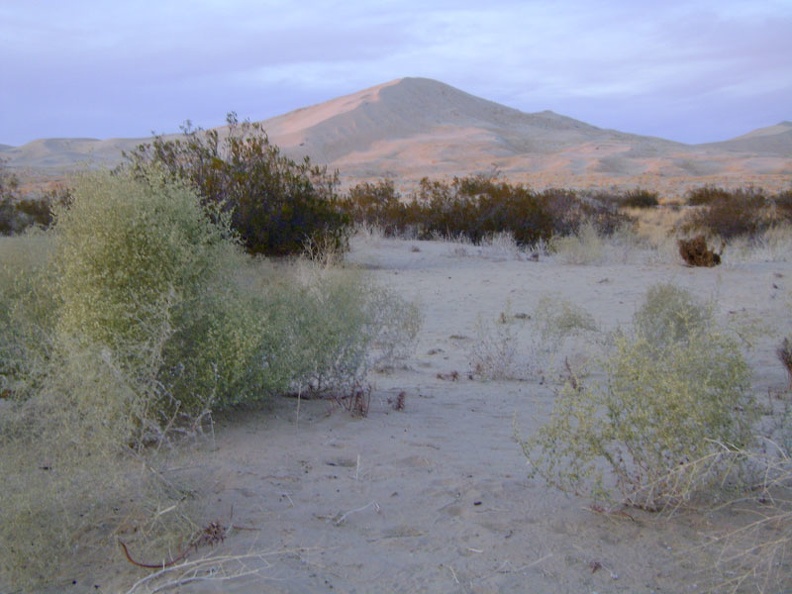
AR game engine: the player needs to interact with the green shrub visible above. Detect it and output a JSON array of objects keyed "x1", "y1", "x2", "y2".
[
  {"x1": 633, "y1": 283, "x2": 714, "y2": 348},
  {"x1": 549, "y1": 221, "x2": 606, "y2": 264},
  {"x1": 533, "y1": 294, "x2": 598, "y2": 343},
  {"x1": 124, "y1": 114, "x2": 351, "y2": 257},
  {"x1": 282, "y1": 261, "x2": 422, "y2": 396},
  {"x1": 0, "y1": 234, "x2": 58, "y2": 400},
  {"x1": 51, "y1": 169, "x2": 287, "y2": 429},
  {"x1": 521, "y1": 284, "x2": 755, "y2": 511}
]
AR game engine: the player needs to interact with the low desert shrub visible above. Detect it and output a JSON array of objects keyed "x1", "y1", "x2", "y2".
[
  {"x1": 632, "y1": 283, "x2": 714, "y2": 348},
  {"x1": 282, "y1": 261, "x2": 422, "y2": 395},
  {"x1": 621, "y1": 188, "x2": 660, "y2": 209},
  {"x1": 0, "y1": 234, "x2": 58, "y2": 400},
  {"x1": 341, "y1": 176, "x2": 631, "y2": 247},
  {"x1": 469, "y1": 304, "x2": 529, "y2": 380},
  {"x1": 533, "y1": 294, "x2": 598, "y2": 344},
  {"x1": 680, "y1": 186, "x2": 792, "y2": 242},
  {"x1": 469, "y1": 297, "x2": 597, "y2": 381},
  {"x1": 50, "y1": 169, "x2": 277, "y2": 427},
  {"x1": 549, "y1": 221, "x2": 606, "y2": 264},
  {"x1": 0, "y1": 341, "x2": 204, "y2": 591},
  {"x1": 521, "y1": 283, "x2": 755, "y2": 511}
]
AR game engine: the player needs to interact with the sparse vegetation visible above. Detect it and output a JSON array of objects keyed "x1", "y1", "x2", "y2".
[
  {"x1": 0, "y1": 167, "x2": 420, "y2": 590},
  {"x1": 469, "y1": 304, "x2": 529, "y2": 380},
  {"x1": 7, "y1": 112, "x2": 792, "y2": 593},
  {"x1": 521, "y1": 283, "x2": 756, "y2": 511}
]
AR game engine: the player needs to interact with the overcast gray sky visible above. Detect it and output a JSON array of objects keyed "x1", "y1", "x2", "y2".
[{"x1": 2, "y1": 0, "x2": 790, "y2": 146}]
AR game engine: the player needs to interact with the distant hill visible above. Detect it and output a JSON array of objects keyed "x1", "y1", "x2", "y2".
[
  {"x1": 2, "y1": 78, "x2": 790, "y2": 191},
  {"x1": 701, "y1": 121, "x2": 792, "y2": 155}
]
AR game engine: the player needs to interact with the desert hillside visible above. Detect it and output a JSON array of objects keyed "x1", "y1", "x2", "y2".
[{"x1": 2, "y1": 78, "x2": 790, "y2": 195}]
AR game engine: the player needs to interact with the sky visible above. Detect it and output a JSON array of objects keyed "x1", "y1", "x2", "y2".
[{"x1": 2, "y1": 0, "x2": 790, "y2": 147}]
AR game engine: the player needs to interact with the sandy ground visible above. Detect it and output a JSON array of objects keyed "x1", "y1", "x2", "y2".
[{"x1": 79, "y1": 235, "x2": 792, "y2": 593}]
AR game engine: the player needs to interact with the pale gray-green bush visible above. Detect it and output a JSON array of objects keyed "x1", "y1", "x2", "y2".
[
  {"x1": 0, "y1": 233, "x2": 57, "y2": 400},
  {"x1": 533, "y1": 294, "x2": 598, "y2": 344},
  {"x1": 49, "y1": 169, "x2": 289, "y2": 426},
  {"x1": 0, "y1": 341, "x2": 202, "y2": 591},
  {"x1": 282, "y1": 261, "x2": 421, "y2": 395},
  {"x1": 521, "y1": 284, "x2": 755, "y2": 511},
  {"x1": 468, "y1": 297, "x2": 597, "y2": 381},
  {"x1": 550, "y1": 220, "x2": 606, "y2": 264},
  {"x1": 632, "y1": 282, "x2": 714, "y2": 349},
  {"x1": 469, "y1": 305, "x2": 528, "y2": 380}
]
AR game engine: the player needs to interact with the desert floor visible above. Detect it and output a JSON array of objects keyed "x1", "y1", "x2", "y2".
[{"x1": 63, "y1": 233, "x2": 791, "y2": 594}]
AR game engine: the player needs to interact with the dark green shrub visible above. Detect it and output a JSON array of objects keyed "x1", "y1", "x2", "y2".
[
  {"x1": 0, "y1": 160, "x2": 20, "y2": 235},
  {"x1": 622, "y1": 188, "x2": 660, "y2": 208},
  {"x1": 123, "y1": 114, "x2": 351, "y2": 257},
  {"x1": 541, "y1": 187, "x2": 632, "y2": 237},
  {"x1": 343, "y1": 176, "x2": 635, "y2": 247},
  {"x1": 686, "y1": 185, "x2": 734, "y2": 206},
  {"x1": 680, "y1": 186, "x2": 788, "y2": 240},
  {"x1": 341, "y1": 179, "x2": 404, "y2": 232}
]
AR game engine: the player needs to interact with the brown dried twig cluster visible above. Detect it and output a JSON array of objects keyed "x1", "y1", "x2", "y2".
[
  {"x1": 678, "y1": 235, "x2": 723, "y2": 267},
  {"x1": 119, "y1": 520, "x2": 228, "y2": 569}
]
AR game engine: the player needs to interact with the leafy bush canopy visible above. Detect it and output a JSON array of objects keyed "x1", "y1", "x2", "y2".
[
  {"x1": 522, "y1": 283, "x2": 755, "y2": 511},
  {"x1": 680, "y1": 185, "x2": 792, "y2": 241},
  {"x1": 123, "y1": 114, "x2": 351, "y2": 257},
  {"x1": 340, "y1": 174, "x2": 633, "y2": 246}
]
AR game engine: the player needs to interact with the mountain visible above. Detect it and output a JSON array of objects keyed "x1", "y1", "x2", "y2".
[
  {"x1": 701, "y1": 121, "x2": 792, "y2": 155},
  {"x1": 2, "y1": 78, "x2": 790, "y2": 190}
]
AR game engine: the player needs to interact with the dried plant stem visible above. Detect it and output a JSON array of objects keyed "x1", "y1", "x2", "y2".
[{"x1": 125, "y1": 548, "x2": 318, "y2": 594}]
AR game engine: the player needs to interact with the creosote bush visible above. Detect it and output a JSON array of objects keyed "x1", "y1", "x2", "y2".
[
  {"x1": 123, "y1": 114, "x2": 351, "y2": 257},
  {"x1": 340, "y1": 174, "x2": 632, "y2": 247},
  {"x1": 680, "y1": 185, "x2": 792, "y2": 241},
  {"x1": 521, "y1": 283, "x2": 755, "y2": 511}
]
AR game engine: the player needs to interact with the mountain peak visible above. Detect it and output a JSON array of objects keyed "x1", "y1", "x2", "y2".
[{"x1": 2, "y1": 79, "x2": 789, "y2": 187}]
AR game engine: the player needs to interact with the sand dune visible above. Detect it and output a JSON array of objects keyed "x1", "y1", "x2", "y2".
[{"x1": 3, "y1": 78, "x2": 790, "y2": 193}]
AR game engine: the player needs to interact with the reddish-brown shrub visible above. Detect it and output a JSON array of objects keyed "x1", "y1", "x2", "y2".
[{"x1": 678, "y1": 235, "x2": 722, "y2": 267}]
